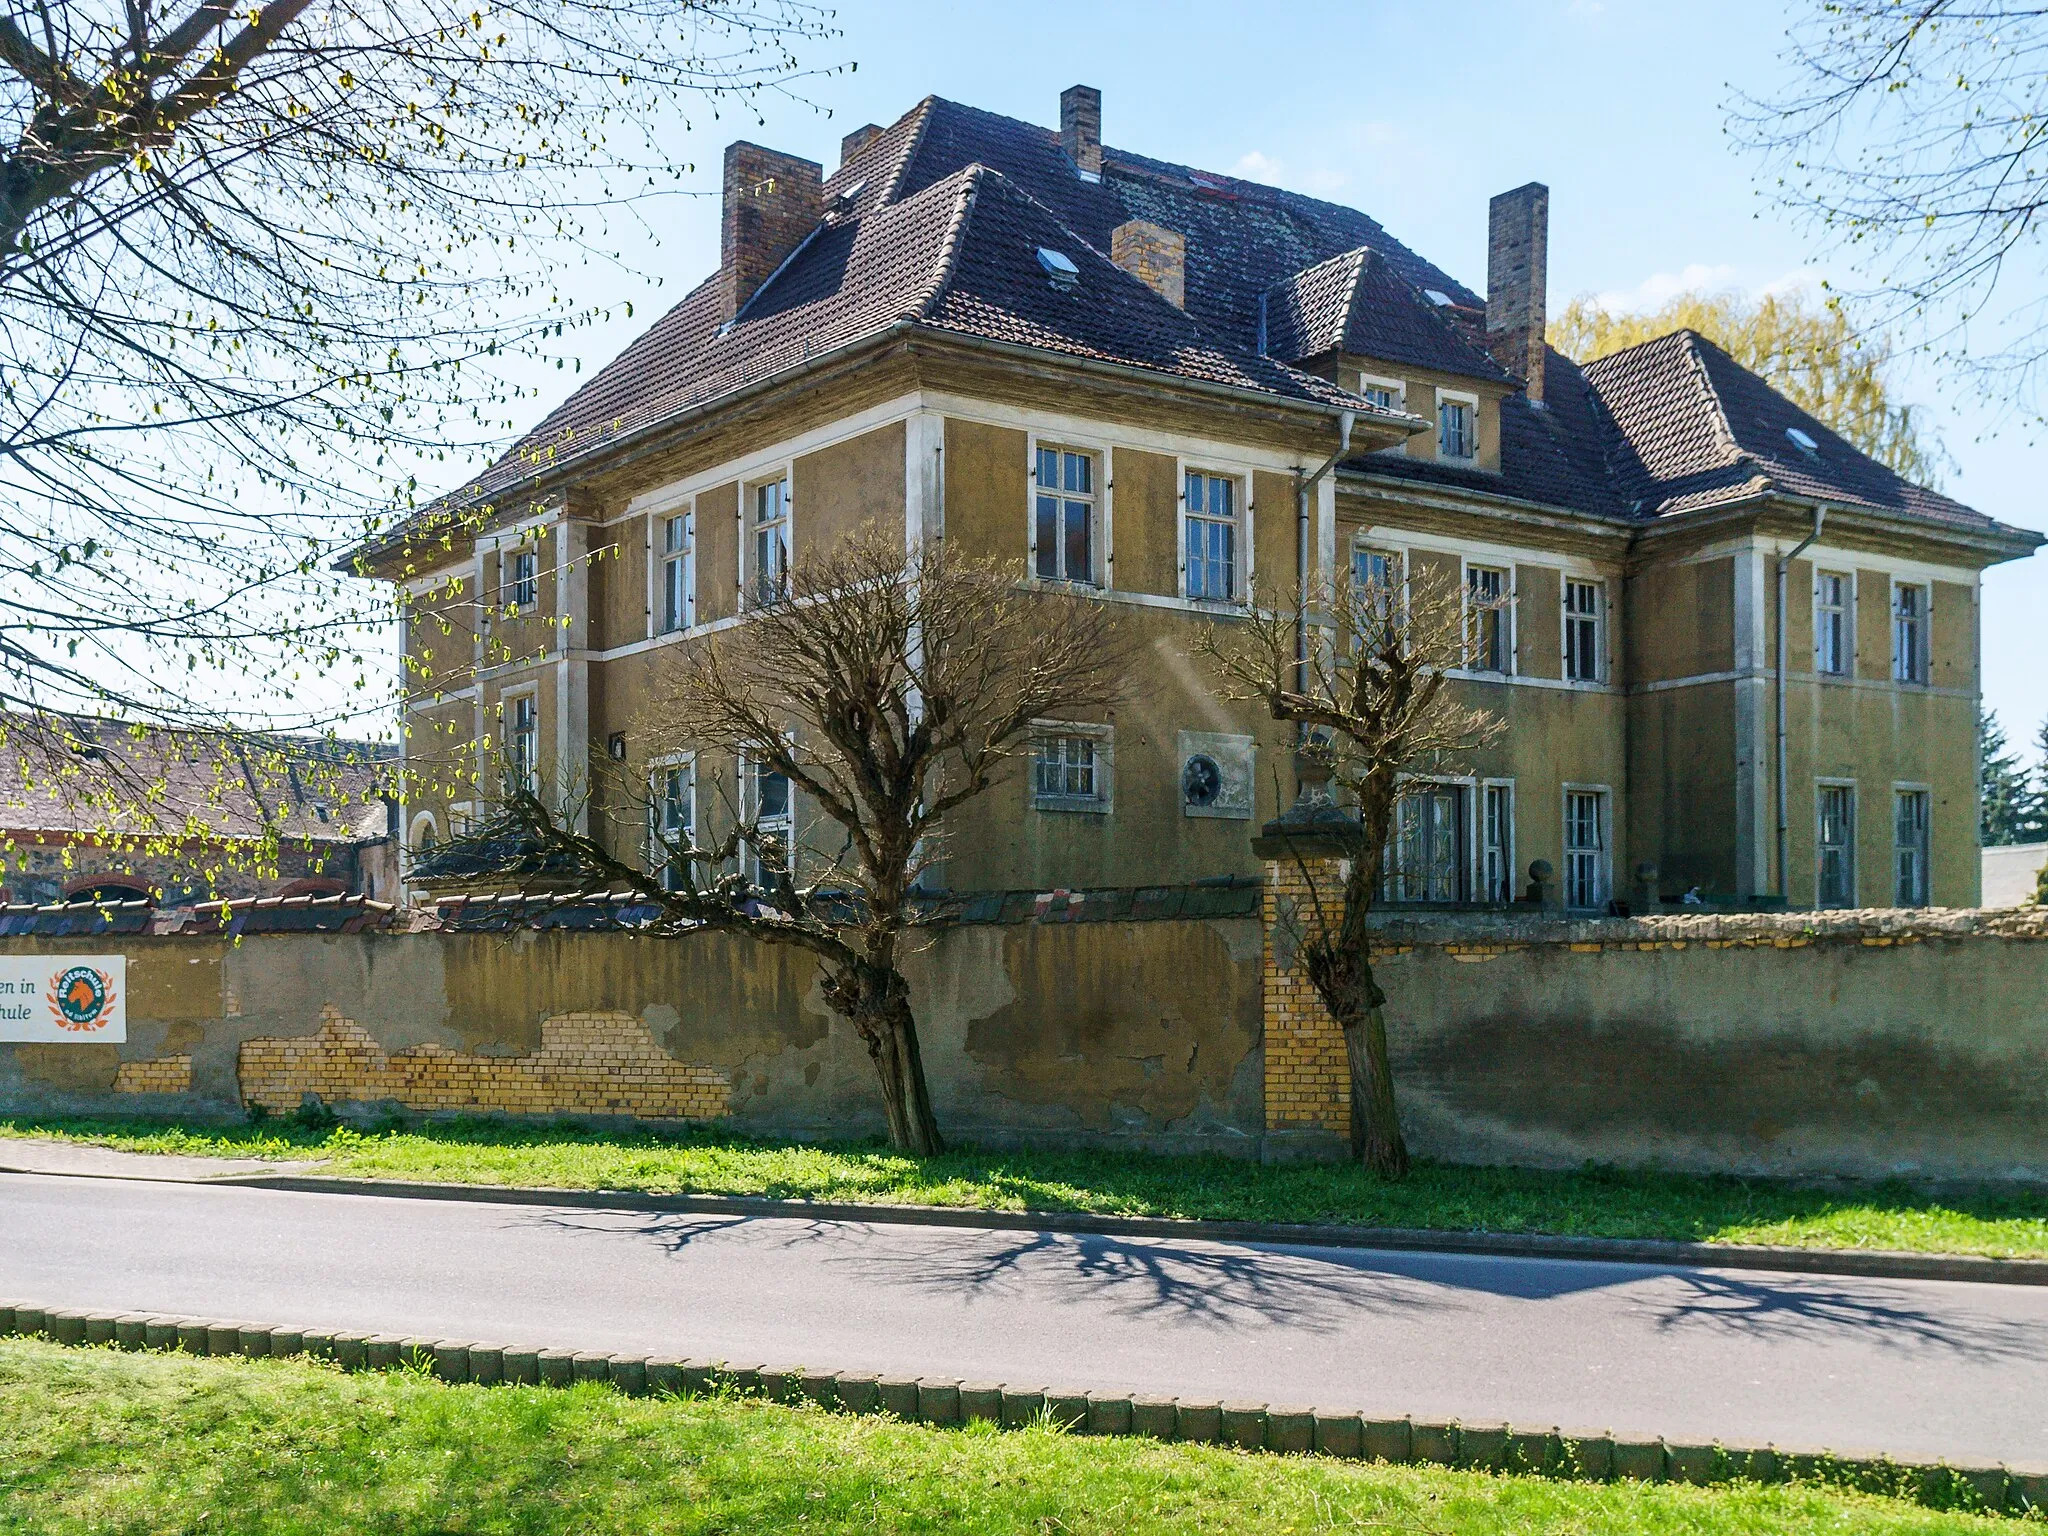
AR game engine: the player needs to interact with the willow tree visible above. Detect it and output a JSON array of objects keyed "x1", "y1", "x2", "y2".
[
  {"x1": 1199, "y1": 560, "x2": 1503, "y2": 1178},
  {"x1": 1551, "y1": 290, "x2": 1946, "y2": 486},
  {"x1": 464, "y1": 525, "x2": 1133, "y2": 1155},
  {"x1": 0, "y1": 0, "x2": 832, "y2": 867}
]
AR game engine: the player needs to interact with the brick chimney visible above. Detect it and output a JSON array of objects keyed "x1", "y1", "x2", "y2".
[
  {"x1": 839, "y1": 123, "x2": 882, "y2": 166},
  {"x1": 1060, "y1": 85, "x2": 1102, "y2": 178},
  {"x1": 1111, "y1": 220, "x2": 1185, "y2": 308},
  {"x1": 1485, "y1": 181, "x2": 1549, "y2": 402},
  {"x1": 720, "y1": 141, "x2": 824, "y2": 325}
]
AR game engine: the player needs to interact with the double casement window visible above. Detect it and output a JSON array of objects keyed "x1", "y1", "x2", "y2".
[
  {"x1": 1815, "y1": 571, "x2": 1851, "y2": 677},
  {"x1": 1031, "y1": 723, "x2": 1111, "y2": 813},
  {"x1": 1437, "y1": 395, "x2": 1475, "y2": 461},
  {"x1": 505, "y1": 693, "x2": 539, "y2": 794},
  {"x1": 1350, "y1": 545, "x2": 1400, "y2": 644},
  {"x1": 749, "y1": 479, "x2": 790, "y2": 606},
  {"x1": 1183, "y1": 470, "x2": 1239, "y2": 602},
  {"x1": 741, "y1": 754, "x2": 793, "y2": 885},
  {"x1": 1563, "y1": 789, "x2": 1609, "y2": 911},
  {"x1": 1892, "y1": 583, "x2": 1929, "y2": 685},
  {"x1": 1034, "y1": 446, "x2": 1097, "y2": 585},
  {"x1": 660, "y1": 512, "x2": 694, "y2": 634},
  {"x1": 1893, "y1": 788, "x2": 1930, "y2": 907},
  {"x1": 651, "y1": 759, "x2": 694, "y2": 892},
  {"x1": 505, "y1": 548, "x2": 539, "y2": 611},
  {"x1": 1482, "y1": 784, "x2": 1515, "y2": 904},
  {"x1": 1467, "y1": 565, "x2": 1510, "y2": 673},
  {"x1": 1817, "y1": 784, "x2": 1857, "y2": 908},
  {"x1": 1384, "y1": 783, "x2": 1467, "y2": 904},
  {"x1": 1563, "y1": 579, "x2": 1603, "y2": 683}
]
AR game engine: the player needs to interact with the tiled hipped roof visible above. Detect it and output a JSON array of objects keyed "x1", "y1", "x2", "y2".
[{"x1": 375, "y1": 92, "x2": 2024, "y2": 553}]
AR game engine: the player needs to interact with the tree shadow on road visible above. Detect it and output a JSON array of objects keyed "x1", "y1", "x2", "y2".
[{"x1": 1647, "y1": 1270, "x2": 2048, "y2": 1360}]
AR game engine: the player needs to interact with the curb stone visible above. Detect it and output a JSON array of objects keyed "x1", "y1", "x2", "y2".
[
  {"x1": 210, "y1": 1173, "x2": 2048, "y2": 1289},
  {"x1": 0, "y1": 1301, "x2": 2036, "y2": 1520}
]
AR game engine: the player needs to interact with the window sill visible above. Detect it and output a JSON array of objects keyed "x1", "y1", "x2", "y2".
[{"x1": 1033, "y1": 798, "x2": 1111, "y2": 816}]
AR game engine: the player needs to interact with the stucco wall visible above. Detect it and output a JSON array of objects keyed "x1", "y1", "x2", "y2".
[
  {"x1": 1360, "y1": 909, "x2": 2048, "y2": 1182},
  {"x1": 0, "y1": 919, "x2": 1266, "y2": 1154}
]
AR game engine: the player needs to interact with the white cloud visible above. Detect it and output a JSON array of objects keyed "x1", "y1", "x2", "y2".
[
  {"x1": 1232, "y1": 150, "x2": 1347, "y2": 198},
  {"x1": 1594, "y1": 263, "x2": 1737, "y2": 312}
]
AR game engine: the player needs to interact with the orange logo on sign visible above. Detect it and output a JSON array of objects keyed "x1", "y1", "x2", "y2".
[{"x1": 47, "y1": 966, "x2": 117, "y2": 1033}]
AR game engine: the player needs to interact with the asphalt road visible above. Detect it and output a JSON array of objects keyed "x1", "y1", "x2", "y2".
[{"x1": 4, "y1": 1172, "x2": 2043, "y2": 1464}]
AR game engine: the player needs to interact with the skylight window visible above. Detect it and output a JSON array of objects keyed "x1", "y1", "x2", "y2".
[
  {"x1": 1037, "y1": 246, "x2": 1081, "y2": 291},
  {"x1": 1423, "y1": 289, "x2": 1454, "y2": 307},
  {"x1": 1785, "y1": 426, "x2": 1820, "y2": 456}
]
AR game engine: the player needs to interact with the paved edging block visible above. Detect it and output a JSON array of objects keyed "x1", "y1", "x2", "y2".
[{"x1": 0, "y1": 1299, "x2": 2036, "y2": 1520}]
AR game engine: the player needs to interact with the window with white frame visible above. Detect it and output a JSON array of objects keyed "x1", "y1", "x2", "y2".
[
  {"x1": 1031, "y1": 724, "x2": 1111, "y2": 813},
  {"x1": 741, "y1": 752, "x2": 792, "y2": 885},
  {"x1": 505, "y1": 693, "x2": 539, "y2": 793},
  {"x1": 1183, "y1": 470, "x2": 1239, "y2": 602},
  {"x1": 651, "y1": 759, "x2": 694, "y2": 891},
  {"x1": 1817, "y1": 783, "x2": 1857, "y2": 908},
  {"x1": 1383, "y1": 782, "x2": 1467, "y2": 903},
  {"x1": 1033, "y1": 446, "x2": 1097, "y2": 585},
  {"x1": 1815, "y1": 570, "x2": 1851, "y2": 677},
  {"x1": 748, "y1": 479, "x2": 790, "y2": 606},
  {"x1": 1358, "y1": 376, "x2": 1403, "y2": 413},
  {"x1": 1563, "y1": 578, "x2": 1603, "y2": 683},
  {"x1": 1467, "y1": 565, "x2": 1509, "y2": 673},
  {"x1": 1563, "y1": 789, "x2": 1608, "y2": 911},
  {"x1": 660, "y1": 512, "x2": 693, "y2": 634},
  {"x1": 506, "y1": 548, "x2": 539, "y2": 610},
  {"x1": 1482, "y1": 784, "x2": 1514, "y2": 904},
  {"x1": 1437, "y1": 395, "x2": 1475, "y2": 460},
  {"x1": 1893, "y1": 788, "x2": 1930, "y2": 907},
  {"x1": 1892, "y1": 582, "x2": 1929, "y2": 685},
  {"x1": 1350, "y1": 544, "x2": 1401, "y2": 646}
]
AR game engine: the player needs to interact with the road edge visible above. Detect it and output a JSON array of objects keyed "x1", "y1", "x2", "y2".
[
  {"x1": 190, "y1": 1171, "x2": 2048, "y2": 1286},
  {"x1": 2, "y1": 1300, "x2": 2040, "y2": 1520}
]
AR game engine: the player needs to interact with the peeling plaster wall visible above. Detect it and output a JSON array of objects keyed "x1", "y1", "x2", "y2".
[{"x1": 0, "y1": 922, "x2": 1266, "y2": 1152}]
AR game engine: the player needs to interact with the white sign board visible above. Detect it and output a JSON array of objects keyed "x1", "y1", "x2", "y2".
[{"x1": 0, "y1": 957, "x2": 126, "y2": 1043}]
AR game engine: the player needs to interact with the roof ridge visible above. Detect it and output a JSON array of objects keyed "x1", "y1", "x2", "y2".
[
  {"x1": 903, "y1": 162, "x2": 988, "y2": 320},
  {"x1": 1671, "y1": 329, "x2": 1757, "y2": 479},
  {"x1": 876, "y1": 95, "x2": 938, "y2": 207}
]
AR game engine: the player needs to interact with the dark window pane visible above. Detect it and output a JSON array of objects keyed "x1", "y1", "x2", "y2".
[
  {"x1": 1035, "y1": 495, "x2": 1058, "y2": 579},
  {"x1": 1064, "y1": 499, "x2": 1091, "y2": 583}
]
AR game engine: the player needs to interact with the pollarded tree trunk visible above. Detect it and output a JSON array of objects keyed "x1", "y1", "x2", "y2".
[
  {"x1": 1305, "y1": 939, "x2": 1410, "y2": 1179},
  {"x1": 831, "y1": 959, "x2": 945, "y2": 1157}
]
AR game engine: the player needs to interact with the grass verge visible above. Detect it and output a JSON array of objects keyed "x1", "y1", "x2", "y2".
[
  {"x1": 0, "y1": 1338, "x2": 2013, "y2": 1534},
  {"x1": 5, "y1": 1112, "x2": 2048, "y2": 1259}
]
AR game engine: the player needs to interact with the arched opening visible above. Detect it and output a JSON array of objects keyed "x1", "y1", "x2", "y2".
[
  {"x1": 408, "y1": 811, "x2": 441, "y2": 855},
  {"x1": 62, "y1": 875, "x2": 153, "y2": 907},
  {"x1": 276, "y1": 877, "x2": 348, "y2": 900}
]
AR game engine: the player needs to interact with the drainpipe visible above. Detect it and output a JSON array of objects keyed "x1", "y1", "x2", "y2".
[
  {"x1": 1775, "y1": 503, "x2": 1826, "y2": 903},
  {"x1": 1295, "y1": 410, "x2": 1356, "y2": 698}
]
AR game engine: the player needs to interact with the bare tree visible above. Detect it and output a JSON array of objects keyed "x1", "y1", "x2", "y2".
[
  {"x1": 459, "y1": 525, "x2": 1134, "y2": 1156},
  {"x1": 0, "y1": 0, "x2": 833, "y2": 856},
  {"x1": 1198, "y1": 560, "x2": 1503, "y2": 1178},
  {"x1": 1732, "y1": 2, "x2": 2048, "y2": 417}
]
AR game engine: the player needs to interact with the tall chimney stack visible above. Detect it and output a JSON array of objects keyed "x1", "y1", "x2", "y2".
[
  {"x1": 1061, "y1": 85, "x2": 1102, "y2": 178},
  {"x1": 720, "y1": 140, "x2": 824, "y2": 325},
  {"x1": 1485, "y1": 181, "x2": 1548, "y2": 402}
]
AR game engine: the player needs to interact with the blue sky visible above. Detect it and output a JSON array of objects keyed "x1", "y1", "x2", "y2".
[{"x1": 529, "y1": 0, "x2": 2046, "y2": 746}]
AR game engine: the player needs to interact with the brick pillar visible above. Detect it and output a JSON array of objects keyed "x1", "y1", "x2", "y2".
[
  {"x1": 1261, "y1": 853, "x2": 1351, "y2": 1145},
  {"x1": 1252, "y1": 754, "x2": 1361, "y2": 1161}
]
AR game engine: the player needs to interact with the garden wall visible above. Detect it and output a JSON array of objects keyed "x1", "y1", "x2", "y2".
[{"x1": 5, "y1": 892, "x2": 2048, "y2": 1180}]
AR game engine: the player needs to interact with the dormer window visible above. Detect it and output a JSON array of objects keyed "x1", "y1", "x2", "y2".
[{"x1": 1438, "y1": 393, "x2": 1476, "y2": 462}]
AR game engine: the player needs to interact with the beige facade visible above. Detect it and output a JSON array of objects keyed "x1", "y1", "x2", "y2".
[{"x1": 382, "y1": 363, "x2": 2013, "y2": 911}]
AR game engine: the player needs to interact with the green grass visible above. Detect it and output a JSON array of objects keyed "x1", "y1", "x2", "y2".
[
  {"x1": 7, "y1": 1111, "x2": 2048, "y2": 1259},
  {"x1": 0, "y1": 1338, "x2": 2011, "y2": 1534}
]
